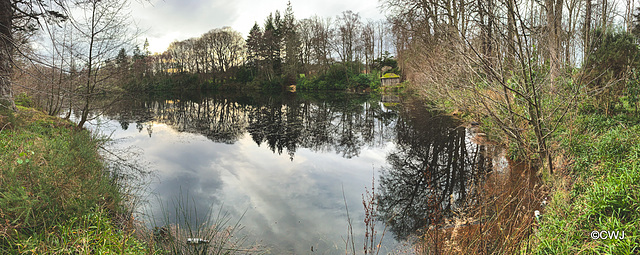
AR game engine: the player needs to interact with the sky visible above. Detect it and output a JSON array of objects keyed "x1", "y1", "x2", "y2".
[{"x1": 129, "y1": 0, "x2": 385, "y2": 54}]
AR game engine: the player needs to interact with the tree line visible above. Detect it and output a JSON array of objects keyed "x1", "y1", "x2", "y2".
[
  {"x1": 383, "y1": 0, "x2": 640, "y2": 174},
  {"x1": 0, "y1": 0, "x2": 398, "y2": 129},
  {"x1": 119, "y1": 2, "x2": 397, "y2": 91}
]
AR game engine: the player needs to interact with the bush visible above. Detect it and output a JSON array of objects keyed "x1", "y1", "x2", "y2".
[
  {"x1": 296, "y1": 63, "x2": 381, "y2": 91},
  {"x1": 583, "y1": 29, "x2": 640, "y2": 114},
  {"x1": 14, "y1": 93, "x2": 33, "y2": 107}
]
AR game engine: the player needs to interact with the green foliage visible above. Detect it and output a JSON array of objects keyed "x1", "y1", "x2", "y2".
[
  {"x1": 381, "y1": 73, "x2": 400, "y2": 79},
  {"x1": 235, "y1": 66, "x2": 256, "y2": 83},
  {"x1": 139, "y1": 73, "x2": 212, "y2": 92},
  {"x1": 626, "y1": 69, "x2": 640, "y2": 115},
  {"x1": 371, "y1": 51, "x2": 400, "y2": 75},
  {"x1": 14, "y1": 92, "x2": 33, "y2": 107},
  {"x1": 297, "y1": 63, "x2": 380, "y2": 90},
  {"x1": 583, "y1": 29, "x2": 640, "y2": 115}
]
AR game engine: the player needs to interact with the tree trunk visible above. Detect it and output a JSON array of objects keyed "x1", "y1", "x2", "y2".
[
  {"x1": 77, "y1": 0, "x2": 98, "y2": 129},
  {"x1": 506, "y1": 0, "x2": 516, "y2": 71},
  {"x1": 0, "y1": 0, "x2": 16, "y2": 111},
  {"x1": 584, "y1": 0, "x2": 591, "y2": 59},
  {"x1": 546, "y1": 0, "x2": 562, "y2": 90}
]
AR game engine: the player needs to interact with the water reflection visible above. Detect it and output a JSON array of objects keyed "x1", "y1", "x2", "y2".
[
  {"x1": 105, "y1": 92, "x2": 396, "y2": 160},
  {"x1": 377, "y1": 100, "x2": 493, "y2": 240},
  {"x1": 97, "y1": 91, "x2": 400, "y2": 253},
  {"x1": 93, "y1": 91, "x2": 499, "y2": 253}
]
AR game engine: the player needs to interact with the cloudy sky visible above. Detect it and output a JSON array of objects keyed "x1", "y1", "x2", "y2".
[{"x1": 130, "y1": 0, "x2": 385, "y2": 53}]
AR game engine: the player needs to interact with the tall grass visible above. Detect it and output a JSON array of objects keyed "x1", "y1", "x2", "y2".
[
  {"x1": 1, "y1": 106, "x2": 263, "y2": 254},
  {"x1": 534, "y1": 115, "x2": 640, "y2": 254},
  {"x1": 139, "y1": 191, "x2": 259, "y2": 255},
  {"x1": 452, "y1": 162, "x2": 539, "y2": 254},
  {"x1": 0, "y1": 106, "x2": 148, "y2": 253}
]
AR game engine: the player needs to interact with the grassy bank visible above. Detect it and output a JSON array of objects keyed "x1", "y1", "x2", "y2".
[
  {"x1": 404, "y1": 80, "x2": 640, "y2": 253},
  {"x1": 0, "y1": 106, "x2": 148, "y2": 253},
  {"x1": 534, "y1": 113, "x2": 640, "y2": 254}
]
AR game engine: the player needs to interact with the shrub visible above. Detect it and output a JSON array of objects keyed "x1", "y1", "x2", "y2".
[
  {"x1": 14, "y1": 93, "x2": 33, "y2": 107},
  {"x1": 583, "y1": 29, "x2": 640, "y2": 114}
]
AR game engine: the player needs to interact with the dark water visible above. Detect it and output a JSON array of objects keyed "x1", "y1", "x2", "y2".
[{"x1": 87, "y1": 91, "x2": 502, "y2": 254}]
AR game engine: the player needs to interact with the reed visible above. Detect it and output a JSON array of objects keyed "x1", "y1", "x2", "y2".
[{"x1": 138, "y1": 190, "x2": 260, "y2": 254}]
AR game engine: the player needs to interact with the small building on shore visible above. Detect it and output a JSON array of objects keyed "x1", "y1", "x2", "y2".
[{"x1": 381, "y1": 73, "x2": 400, "y2": 86}]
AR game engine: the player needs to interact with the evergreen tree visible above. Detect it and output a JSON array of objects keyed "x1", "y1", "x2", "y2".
[
  {"x1": 282, "y1": 1, "x2": 302, "y2": 80},
  {"x1": 116, "y1": 48, "x2": 129, "y2": 69},
  {"x1": 246, "y1": 22, "x2": 263, "y2": 68},
  {"x1": 263, "y1": 12, "x2": 283, "y2": 80}
]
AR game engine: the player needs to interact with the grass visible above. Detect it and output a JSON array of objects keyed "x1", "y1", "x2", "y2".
[
  {"x1": 0, "y1": 106, "x2": 149, "y2": 253},
  {"x1": 1, "y1": 105, "x2": 261, "y2": 254},
  {"x1": 403, "y1": 78, "x2": 640, "y2": 253},
  {"x1": 139, "y1": 191, "x2": 258, "y2": 255},
  {"x1": 533, "y1": 113, "x2": 640, "y2": 254}
]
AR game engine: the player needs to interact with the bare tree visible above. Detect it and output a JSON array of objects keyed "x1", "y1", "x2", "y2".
[
  {"x1": 362, "y1": 20, "x2": 375, "y2": 73},
  {"x1": 59, "y1": 0, "x2": 136, "y2": 128},
  {"x1": 335, "y1": 10, "x2": 362, "y2": 64},
  {"x1": 546, "y1": 0, "x2": 564, "y2": 87},
  {"x1": 1, "y1": 0, "x2": 71, "y2": 112},
  {"x1": 206, "y1": 27, "x2": 244, "y2": 73},
  {"x1": 584, "y1": 0, "x2": 592, "y2": 58},
  {"x1": 384, "y1": 0, "x2": 590, "y2": 175},
  {"x1": 310, "y1": 16, "x2": 333, "y2": 70}
]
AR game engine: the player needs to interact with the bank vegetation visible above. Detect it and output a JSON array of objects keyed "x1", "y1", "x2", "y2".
[{"x1": 384, "y1": 0, "x2": 640, "y2": 252}]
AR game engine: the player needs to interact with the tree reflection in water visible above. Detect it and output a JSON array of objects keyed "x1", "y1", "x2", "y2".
[
  {"x1": 98, "y1": 91, "x2": 497, "y2": 250},
  {"x1": 377, "y1": 100, "x2": 493, "y2": 240},
  {"x1": 104, "y1": 91, "x2": 397, "y2": 159}
]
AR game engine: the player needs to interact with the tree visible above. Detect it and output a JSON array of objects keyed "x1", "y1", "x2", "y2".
[
  {"x1": 583, "y1": 30, "x2": 640, "y2": 114},
  {"x1": 282, "y1": 1, "x2": 301, "y2": 81},
  {"x1": 0, "y1": 0, "x2": 15, "y2": 111},
  {"x1": 362, "y1": 20, "x2": 375, "y2": 73},
  {"x1": 335, "y1": 10, "x2": 362, "y2": 64},
  {"x1": 584, "y1": 0, "x2": 592, "y2": 58},
  {"x1": 246, "y1": 22, "x2": 263, "y2": 69},
  {"x1": 263, "y1": 11, "x2": 283, "y2": 80},
  {"x1": 298, "y1": 18, "x2": 314, "y2": 70},
  {"x1": 207, "y1": 27, "x2": 244, "y2": 73},
  {"x1": 1, "y1": 0, "x2": 70, "y2": 112},
  {"x1": 62, "y1": 0, "x2": 136, "y2": 128},
  {"x1": 309, "y1": 16, "x2": 333, "y2": 70},
  {"x1": 546, "y1": 0, "x2": 564, "y2": 87},
  {"x1": 383, "y1": 0, "x2": 590, "y2": 175}
]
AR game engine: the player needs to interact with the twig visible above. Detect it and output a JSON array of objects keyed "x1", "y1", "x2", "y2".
[
  {"x1": 342, "y1": 184, "x2": 356, "y2": 255},
  {"x1": 0, "y1": 122, "x2": 9, "y2": 134}
]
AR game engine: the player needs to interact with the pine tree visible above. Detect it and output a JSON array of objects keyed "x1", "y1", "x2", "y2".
[
  {"x1": 246, "y1": 22, "x2": 263, "y2": 68},
  {"x1": 282, "y1": 1, "x2": 302, "y2": 80}
]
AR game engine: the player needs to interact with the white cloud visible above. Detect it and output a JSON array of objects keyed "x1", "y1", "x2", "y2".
[{"x1": 130, "y1": 0, "x2": 382, "y2": 54}]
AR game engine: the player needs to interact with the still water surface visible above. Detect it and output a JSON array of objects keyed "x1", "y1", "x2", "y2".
[{"x1": 87, "y1": 91, "x2": 500, "y2": 254}]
